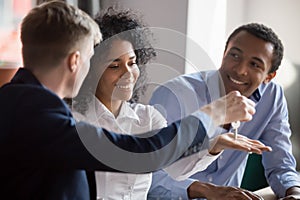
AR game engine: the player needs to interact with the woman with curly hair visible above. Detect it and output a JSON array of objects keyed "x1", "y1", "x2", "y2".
[{"x1": 73, "y1": 7, "x2": 167, "y2": 200}]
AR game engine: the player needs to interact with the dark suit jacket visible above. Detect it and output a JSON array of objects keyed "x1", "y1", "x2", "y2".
[{"x1": 0, "y1": 68, "x2": 207, "y2": 200}]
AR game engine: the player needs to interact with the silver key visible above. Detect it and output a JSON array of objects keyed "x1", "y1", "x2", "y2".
[{"x1": 231, "y1": 121, "x2": 240, "y2": 140}]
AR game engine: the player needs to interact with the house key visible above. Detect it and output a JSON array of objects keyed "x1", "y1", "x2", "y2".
[{"x1": 231, "y1": 121, "x2": 240, "y2": 140}]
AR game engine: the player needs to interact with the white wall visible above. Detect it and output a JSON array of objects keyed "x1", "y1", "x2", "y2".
[
  {"x1": 100, "y1": 0, "x2": 188, "y2": 74},
  {"x1": 226, "y1": 0, "x2": 300, "y2": 66}
]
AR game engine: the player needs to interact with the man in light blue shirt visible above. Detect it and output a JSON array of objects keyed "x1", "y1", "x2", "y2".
[{"x1": 148, "y1": 23, "x2": 300, "y2": 199}]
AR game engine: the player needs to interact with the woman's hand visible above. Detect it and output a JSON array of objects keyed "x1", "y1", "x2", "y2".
[{"x1": 209, "y1": 132, "x2": 272, "y2": 155}]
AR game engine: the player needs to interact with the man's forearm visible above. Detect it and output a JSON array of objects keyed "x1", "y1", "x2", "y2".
[{"x1": 187, "y1": 181, "x2": 213, "y2": 199}]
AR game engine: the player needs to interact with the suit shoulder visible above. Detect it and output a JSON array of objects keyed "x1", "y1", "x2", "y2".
[{"x1": 0, "y1": 83, "x2": 68, "y2": 111}]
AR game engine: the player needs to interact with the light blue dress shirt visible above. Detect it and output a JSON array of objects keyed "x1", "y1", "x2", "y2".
[{"x1": 148, "y1": 70, "x2": 300, "y2": 199}]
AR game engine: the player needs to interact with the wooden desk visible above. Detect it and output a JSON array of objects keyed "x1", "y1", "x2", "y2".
[{"x1": 254, "y1": 187, "x2": 277, "y2": 200}]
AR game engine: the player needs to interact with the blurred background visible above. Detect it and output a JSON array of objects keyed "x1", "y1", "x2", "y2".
[{"x1": 1, "y1": 0, "x2": 299, "y2": 190}]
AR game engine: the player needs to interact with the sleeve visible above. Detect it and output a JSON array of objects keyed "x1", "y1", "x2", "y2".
[
  {"x1": 9, "y1": 89, "x2": 216, "y2": 173},
  {"x1": 163, "y1": 137, "x2": 221, "y2": 181},
  {"x1": 149, "y1": 105, "x2": 220, "y2": 180},
  {"x1": 148, "y1": 170, "x2": 196, "y2": 200},
  {"x1": 12, "y1": 94, "x2": 118, "y2": 171},
  {"x1": 149, "y1": 105, "x2": 168, "y2": 130},
  {"x1": 80, "y1": 110, "x2": 216, "y2": 173},
  {"x1": 149, "y1": 83, "x2": 182, "y2": 124},
  {"x1": 149, "y1": 81, "x2": 222, "y2": 198},
  {"x1": 150, "y1": 79, "x2": 202, "y2": 125},
  {"x1": 72, "y1": 110, "x2": 87, "y2": 122},
  {"x1": 260, "y1": 87, "x2": 300, "y2": 197}
]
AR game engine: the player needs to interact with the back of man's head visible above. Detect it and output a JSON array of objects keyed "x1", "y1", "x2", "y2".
[{"x1": 21, "y1": 0, "x2": 101, "y2": 70}]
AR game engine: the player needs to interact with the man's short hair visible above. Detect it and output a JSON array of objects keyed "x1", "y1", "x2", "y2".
[
  {"x1": 225, "y1": 23, "x2": 284, "y2": 73},
  {"x1": 21, "y1": 0, "x2": 102, "y2": 69}
]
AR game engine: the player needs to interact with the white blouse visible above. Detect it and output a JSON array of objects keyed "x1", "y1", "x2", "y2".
[
  {"x1": 73, "y1": 95, "x2": 220, "y2": 200},
  {"x1": 74, "y1": 96, "x2": 167, "y2": 200}
]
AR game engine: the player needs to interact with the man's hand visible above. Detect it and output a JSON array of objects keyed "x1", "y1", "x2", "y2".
[
  {"x1": 188, "y1": 181, "x2": 263, "y2": 200},
  {"x1": 279, "y1": 186, "x2": 300, "y2": 200},
  {"x1": 209, "y1": 132, "x2": 272, "y2": 155},
  {"x1": 200, "y1": 91, "x2": 255, "y2": 126}
]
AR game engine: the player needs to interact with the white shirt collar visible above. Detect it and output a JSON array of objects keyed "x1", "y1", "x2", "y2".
[{"x1": 87, "y1": 95, "x2": 140, "y2": 123}]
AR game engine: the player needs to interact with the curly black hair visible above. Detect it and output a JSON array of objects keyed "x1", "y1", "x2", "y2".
[
  {"x1": 73, "y1": 6, "x2": 156, "y2": 114},
  {"x1": 94, "y1": 7, "x2": 156, "y2": 102},
  {"x1": 225, "y1": 23, "x2": 284, "y2": 73},
  {"x1": 36, "y1": 0, "x2": 66, "y2": 5}
]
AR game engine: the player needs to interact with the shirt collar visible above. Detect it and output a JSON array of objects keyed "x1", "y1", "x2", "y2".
[
  {"x1": 118, "y1": 102, "x2": 140, "y2": 121},
  {"x1": 201, "y1": 70, "x2": 223, "y2": 102},
  {"x1": 87, "y1": 95, "x2": 140, "y2": 122},
  {"x1": 250, "y1": 88, "x2": 261, "y2": 102}
]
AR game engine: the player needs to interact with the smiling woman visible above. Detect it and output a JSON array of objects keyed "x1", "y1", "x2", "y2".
[
  {"x1": 71, "y1": 7, "x2": 164, "y2": 200},
  {"x1": 94, "y1": 39, "x2": 140, "y2": 116}
]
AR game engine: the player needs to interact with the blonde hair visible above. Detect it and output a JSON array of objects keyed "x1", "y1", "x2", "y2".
[{"x1": 21, "y1": 0, "x2": 102, "y2": 69}]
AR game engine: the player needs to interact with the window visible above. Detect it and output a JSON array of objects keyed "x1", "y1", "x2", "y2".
[{"x1": 185, "y1": 0, "x2": 227, "y2": 73}]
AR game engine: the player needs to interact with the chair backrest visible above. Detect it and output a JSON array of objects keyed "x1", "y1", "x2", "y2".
[
  {"x1": 0, "y1": 65, "x2": 19, "y2": 87},
  {"x1": 241, "y1": 154, "x2": 268, "y2": 191}
]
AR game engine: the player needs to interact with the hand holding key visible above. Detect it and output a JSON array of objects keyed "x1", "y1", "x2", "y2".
[{"x1": 200, "y1": 91, "x2": 256, "y2": 126}]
